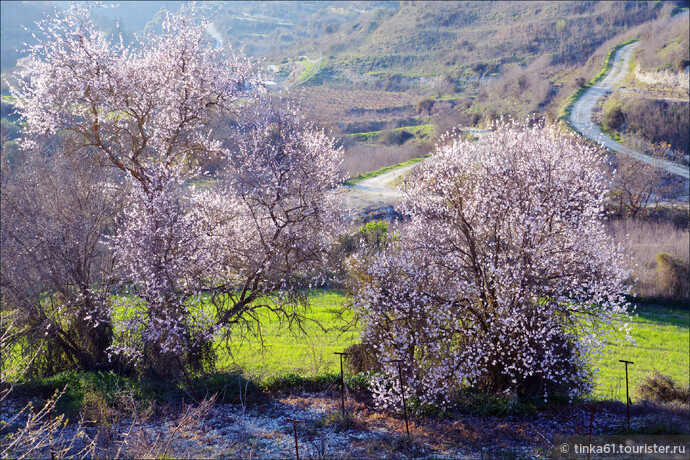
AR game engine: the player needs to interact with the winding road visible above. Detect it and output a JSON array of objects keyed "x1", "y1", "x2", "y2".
[
  {"x1": 569, "y1": 41, "x2": 689, "y2": 179},
  {"x1": 342, "y1": 129, "x2": 491, "y2": 211},
  {"x1": 342, "y1": 41, "x2": 689, "y2": 214}
]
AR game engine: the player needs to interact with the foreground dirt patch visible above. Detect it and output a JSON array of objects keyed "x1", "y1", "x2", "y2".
[{"x1": 2, "y1": 390, "x2": 688, "y2": 458}]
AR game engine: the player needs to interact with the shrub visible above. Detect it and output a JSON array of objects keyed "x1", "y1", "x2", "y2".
[
  {"x1": 415, "y1": 98, "x2": 435, "y2": 115},
  {"x1": 654, "y1": 252, "x2": 689, "y2": 302},
  {"x1": 602, "y1": 104, "x2": 625, "y2": 131},
  {"x1": 380, "y1": 129, "x2": 415, "y2": 145},
  {"x1": 621, "y1": 99, "x2": 689, "y2": 154},
  {"x1": 639, "y1": 371, "x2": 690, "y2": 404}
]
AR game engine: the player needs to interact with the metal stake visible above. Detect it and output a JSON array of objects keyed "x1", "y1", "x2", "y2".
[
  {"x1": 391, "y1": 359, "x2": 410, "y2": 438},
  {"x1": 619, "y1": 360, "x2": 634, "y2": 430},
  {"x1": 286, "y1": 418, "x2": 303, "y2": 460},
  {"x1": 334, "y1": 352, "x2": 349, "y2": 417},
  {"x1": 584, "y1": 404, "x2": 600, "y2": 460}
]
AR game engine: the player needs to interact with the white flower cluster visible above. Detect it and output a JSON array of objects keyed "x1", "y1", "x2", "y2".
[
  {"x1": 352, "y1": 120, "x2": 631, "y2": 407},
  {"x1": 10, "y1": 4, "x2": 343, "y2": 370}
]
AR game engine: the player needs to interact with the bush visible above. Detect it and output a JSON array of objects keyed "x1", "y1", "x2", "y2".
[
  {"x1": 415, "y1": 98, "x2": 435, "y2": 115},
  {"x1": 602, "y1": 104, "x2": 625, "y2": 131},
  {"x1": 654, "y1": 252, "x2": 689, "y2": 302},
  {"x1": 621, "y1": 99, "x2": 689, "y2": 154},
  {"x1": 638, "y1": 371, "x2": 690, "y2": 404},
  {"x1": 380, "y1": 129, "x2": 415, "y2": 145}
]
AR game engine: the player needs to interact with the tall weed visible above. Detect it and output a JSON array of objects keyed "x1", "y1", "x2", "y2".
[{"x1": 608, "y1": 219, "x2": 689, "y2": 304}]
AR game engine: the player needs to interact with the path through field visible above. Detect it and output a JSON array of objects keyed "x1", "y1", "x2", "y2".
[
  {"x1": 569, "y1": 41, "x2": 689, "y2": 179},
  {"x1": 342, "y1": 162, "x2": 418, "y2": 210},
  {"x1": 342, "y1": 128, "x2": 492, "y2": 213}
]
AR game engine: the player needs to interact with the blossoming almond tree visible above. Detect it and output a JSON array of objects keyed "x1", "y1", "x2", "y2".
[
  {"x1": 351, "y1": 120, "x2": 631, "y2": 407},
  {"x1": 10, "y1": 5, "x2": 343, "y2": 374},
  {"x1": 12, "y1": 4, "x2": 254, "y2": 192},
  {"x1": 109, "y1": 100, "x2": 343, "y2": 370},
  {"x1": 1, "y1": 138, "x2": 122, "y2": 375}
]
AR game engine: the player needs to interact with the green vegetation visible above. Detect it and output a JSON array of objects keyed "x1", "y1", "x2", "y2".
[
  {"x1": 7, "y1": 291, "x2": 687, "y2": 423},
  {"x1": 348, "y1": 124, "x2": 435, "y2": 144},
  {"x1": 297, "y1": 58, "x2": 322, "y2": 85},
  {"x1": 217, "y1": 290, "x2": 357, "y2": 377},
  {"x1": 592, "y1": 304, "x2": 689, "y2": 402},
  {"x1": 221, "y1": 293, "x2": 688, "y2": 404}
]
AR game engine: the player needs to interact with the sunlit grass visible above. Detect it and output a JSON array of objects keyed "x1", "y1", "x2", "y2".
[
  {"x1": 592, "y1": 304, "x2": 689, "y2": 402},
  {"x1": 6, "y1": 290, "x2": 686, "y2": 404},
  {"x1": 219, "y1": 290, "x2": 689, "y2": 402},
  {"x1": 217, "y1": 290, "x2": 358, "y2": 378}
]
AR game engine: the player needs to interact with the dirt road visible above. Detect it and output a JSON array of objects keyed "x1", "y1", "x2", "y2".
[
  {"x1": 569, "y1": 42, "x2": 689, "y2": 179},
  {"x1": 342, "y1": 162, "x2": 419, "y2": 210},
  {"x1": 342, "y1": 129, "x2": 491, "y2": 212}
]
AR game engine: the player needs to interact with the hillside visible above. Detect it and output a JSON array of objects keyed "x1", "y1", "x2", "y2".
[{"x1": 1, "y1": 1, "x2": 686, "y2": 178}]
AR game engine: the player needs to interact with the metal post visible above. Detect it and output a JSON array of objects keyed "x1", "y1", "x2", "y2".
[
  {"x1": 286, "y1": 418, "x2": 303, "y2": 460},
  {"x1": 391, "y1": 359, "x2": 410, "y2": 438},
  {"x1": 619, "y1": 360, "x2": 633, "y2": 430},
  {"x1": 334, "y1": 352, "x2": 349, "y2": 417},
  {"x1": 584, "y1": 404, "x2": 600, "y2": 460}
]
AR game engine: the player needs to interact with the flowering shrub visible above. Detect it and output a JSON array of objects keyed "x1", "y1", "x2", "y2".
[
  {"x1": 9, "y1": 5, "x2": 342, "y2": 376},
  {"x1": 351, "y1": 120, "x2": 631, "y2": 407}
]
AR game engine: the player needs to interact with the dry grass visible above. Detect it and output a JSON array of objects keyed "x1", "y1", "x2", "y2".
[
  {"x1": 639, "y1": 371, "x2": 690, "y2": 404},
  {"x1": 340, "y1": 142, "x2": 429, "y2": 179},
  {"x1": 608, "y1": 219, "x2": 690, "y2": 302},
  {"x1": 635, "y1": 11, "x2": 689, "y2": 73},
  {"x1": 1, "y1": 391, "x2": 220, "y2": 459},
  {"x1": 290, "y1": 87, "x2": 417, "y2": 125}
]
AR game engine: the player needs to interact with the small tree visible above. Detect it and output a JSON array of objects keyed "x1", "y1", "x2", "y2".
[
  {"x1": 351, "y1": 120, "x2": 630, "y2": 407},
  {"x1": 10, "y1": 5, "x2": 343, "y2": 376},
  {"x1": 607, "y1": 155, "x2": 685, "y2": 218},
  {"x1": 1, "y1": 138, "x2": 122, "y2": 375}
]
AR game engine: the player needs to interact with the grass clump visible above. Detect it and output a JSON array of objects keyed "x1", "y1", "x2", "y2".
[
  {"x1": 638, "y1": 371, "x2": 690, "y2": 404},
  {"x1": 655, "y1": 252, "x2": 689, "y2": 303},
  {"x1": 14, "y1": 370, "x2": 144, "y2": 423},
  {"x1": 314, "y1": 411, "x2": 359, "y2": 431}
]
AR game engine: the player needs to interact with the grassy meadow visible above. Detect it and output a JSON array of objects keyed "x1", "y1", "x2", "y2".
[
  {"x1": 217, "y1": 290, "x2": 689, "y2": 404},
  {"x1": 593, "y1": 304, "x2": 689, "y2": 402},
  {"x1": 217, "y1": 290, "x2": 357, "y2": 378}
]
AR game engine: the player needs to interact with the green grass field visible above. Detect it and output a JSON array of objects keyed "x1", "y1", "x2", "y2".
[
  {"x1": 592, "y1": 304, "x2": 689, "y2": 402},
  {"x1": 218, "y1": 290, "x2": 357, "y2": 378},
  {"x1": 219, "y1": 290, "x2": 689, "y2": 403}
]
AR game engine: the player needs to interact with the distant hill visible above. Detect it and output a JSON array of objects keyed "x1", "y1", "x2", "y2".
[
  {"x1": 2, "y1": 1, "x2": 687, "y2": 178},
  {"x1": 246, "y1": 2, "x2": 664, "y2": 80}
]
